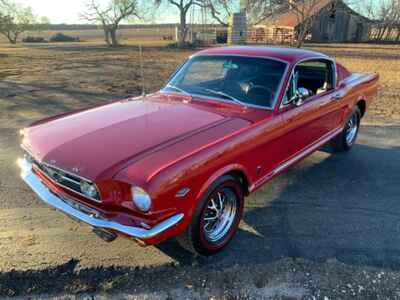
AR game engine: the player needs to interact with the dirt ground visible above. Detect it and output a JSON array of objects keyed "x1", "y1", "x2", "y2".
[{"x1": 1, "y1": 42, "x2": 400, "y2": 299}]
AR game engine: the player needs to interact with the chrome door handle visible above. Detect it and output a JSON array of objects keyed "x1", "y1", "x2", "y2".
[{"x1": 331, "y1": 94, "x2": 341, "y2": 101}]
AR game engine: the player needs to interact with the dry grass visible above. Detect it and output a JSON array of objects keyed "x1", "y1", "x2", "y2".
[
  {"x1": 0, "y1": 41, "x2": 399, "y2": 134},
  {"x1": 0, "y1": 28, "x2": 176, "y2": 43},
  {"x1": 307, "y1": 43, "x2": 400, "y2": 121}
]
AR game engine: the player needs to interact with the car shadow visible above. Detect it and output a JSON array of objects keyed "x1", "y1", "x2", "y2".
[{"x1": 156, "y1": 137, "x2": 400, "y2": 270}]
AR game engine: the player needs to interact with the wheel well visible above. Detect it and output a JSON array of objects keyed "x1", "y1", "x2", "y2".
[
  {"x1": 225, "y1": 170, "x2": 250, "y2": 196},
  {"x1": 357, "y1": 99, "x2": 366, "y2": 118}
]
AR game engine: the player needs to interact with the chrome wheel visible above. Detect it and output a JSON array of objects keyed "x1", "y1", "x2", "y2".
[
  {"x1": 203, "y1": 188, "x2": 237, "y2": 243},
  {"x1": 345, "y1": 113, "x2": 358, "y2": 146}
]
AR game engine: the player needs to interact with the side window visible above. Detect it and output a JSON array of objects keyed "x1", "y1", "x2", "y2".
[
  {"x1": 295, "y1": 60, "x2": 334, "y2": 96},
  {"x1": 282, "y1": 59, "x2": 335, "y2": 106}
]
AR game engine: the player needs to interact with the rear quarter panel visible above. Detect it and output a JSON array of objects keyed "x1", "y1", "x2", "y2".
[{"x1": 337, "y1": 72, "x2": 379, "y2": 124}]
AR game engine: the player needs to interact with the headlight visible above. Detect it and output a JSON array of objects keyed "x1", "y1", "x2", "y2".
[
  {"x1": 131, "y1": 186, "x2": 152, "y2": 212},
  {"x1": 80, "y1": 181, "x2": 99, "y2": 199}
]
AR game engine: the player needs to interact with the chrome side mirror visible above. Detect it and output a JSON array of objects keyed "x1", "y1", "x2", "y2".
[{"x1": 290, "y1": 87, "x2": 311, "y2": 106}]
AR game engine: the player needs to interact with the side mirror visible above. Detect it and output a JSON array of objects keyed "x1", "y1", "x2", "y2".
[{"x1": 290, "y1": 87, "x2": 311, "y2": 106}]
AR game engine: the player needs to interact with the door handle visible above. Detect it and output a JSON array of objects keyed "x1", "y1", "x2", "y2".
[{"x1": 331, "y1": 93, "x2": 341, "y2": 101}]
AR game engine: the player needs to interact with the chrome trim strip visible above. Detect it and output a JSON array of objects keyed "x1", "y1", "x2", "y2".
[
  {"x1": 249, "y1": 126, "x2": 343, "y2": 192},
  {"x1": 60, "y1": 174, "x2": 81, "y2": 185},
  {"x1": 19, "y1": 158, "x2": 184, "y2": 240}
]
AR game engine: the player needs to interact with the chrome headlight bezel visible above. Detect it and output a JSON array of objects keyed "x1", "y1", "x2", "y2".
[
  {"x1": 131, "y1": 186, "x2": 152, "y2": 213},
  {"x1": 80, "y1": 180, "x2": 100, "y2": 200}
]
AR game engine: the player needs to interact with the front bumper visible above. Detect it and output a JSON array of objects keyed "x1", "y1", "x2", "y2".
[{"x1": 18, "y1": 158, "x2": 184, "y2": 241}]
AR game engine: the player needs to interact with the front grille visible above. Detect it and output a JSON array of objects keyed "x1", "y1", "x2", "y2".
[
  {"x1": 36, "y1": 163, "x2": 82, "y2": 193},
  {"x1": 25, "y1": 151, "x2": 100, "y2": 202}
]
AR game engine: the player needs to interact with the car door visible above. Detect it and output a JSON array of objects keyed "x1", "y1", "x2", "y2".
[{"x1": 276, "y1": 58, "x2": 344, "y2": 162}]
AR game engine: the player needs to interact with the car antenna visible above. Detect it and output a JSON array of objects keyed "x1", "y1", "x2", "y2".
[{"x1": 139, "y1": 44, "x2": 146, "y2": 97}]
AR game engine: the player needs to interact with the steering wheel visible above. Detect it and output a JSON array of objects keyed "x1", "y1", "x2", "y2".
[{"x1": 244, "y1": 82, "x2": 274, "y2": 99}]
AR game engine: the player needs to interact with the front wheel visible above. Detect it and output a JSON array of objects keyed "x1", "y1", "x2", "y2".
[
  {"x1": 331, "y1": 107, "x2": 361, "y2": 152},
  {"x1": 177, "y1": 175, "x2": 244, "y2": 256}
]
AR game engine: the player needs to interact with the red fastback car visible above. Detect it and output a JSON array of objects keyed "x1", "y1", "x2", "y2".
[{"x1": 19, "y1": 46, "x2": 379, "y2": 255}]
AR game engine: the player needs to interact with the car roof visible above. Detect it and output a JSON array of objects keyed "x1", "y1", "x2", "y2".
[{"x1": 195, "y1": 46, "x2": 329, "y2": 64}]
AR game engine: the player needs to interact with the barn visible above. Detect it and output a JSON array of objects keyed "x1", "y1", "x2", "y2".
[{"x1": 257, "y1": 0, "x2": 372, "y2": 43}]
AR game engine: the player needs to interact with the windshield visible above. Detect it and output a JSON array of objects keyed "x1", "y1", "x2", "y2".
[{"x1": 164, "y1": 55, "x2": 287, "y2": 109}]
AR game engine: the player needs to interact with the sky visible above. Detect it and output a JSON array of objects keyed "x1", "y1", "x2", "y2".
[
  {"x1": 14, "y1": 0, "x2": 366, "y2": 25},
  {"x1": 17, "y1": 0, "x2": 87, "y2": 24},
  {"x1": 15, "y1": 0, "x2": 179, "y2": 24}
]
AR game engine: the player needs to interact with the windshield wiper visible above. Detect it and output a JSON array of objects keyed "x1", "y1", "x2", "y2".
[
  {"x1": 165, "y1": 84, "x2": 191, "y2": 97},
  {"x1": 202, "y1": 88, "x2": 247, "y2": 108}
]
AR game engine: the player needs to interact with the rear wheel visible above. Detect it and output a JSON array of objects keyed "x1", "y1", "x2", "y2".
[
  {"x1": 331, "y1": 107, "x2": 361, "y2": 152},
  {"x1": 177, "y1": 175, "x2": 244, "y2": 256}
]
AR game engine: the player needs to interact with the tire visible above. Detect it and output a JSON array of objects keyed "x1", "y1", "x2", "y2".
[
  {"x1": 177, "y1": 175, "x2": 244, "y2": 256},
  {"x1": 331, "y1": 106, "x2": 361, "y2": 152}
]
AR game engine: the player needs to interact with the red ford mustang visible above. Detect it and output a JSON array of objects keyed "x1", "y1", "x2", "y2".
[{"x1": 19, "y1": 46, "x2": 379, "y2": 255}]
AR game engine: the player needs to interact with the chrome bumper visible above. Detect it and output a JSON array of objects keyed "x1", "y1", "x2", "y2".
[{"x1": 18, "y1": 158, "x2": 184, "y2": 240}]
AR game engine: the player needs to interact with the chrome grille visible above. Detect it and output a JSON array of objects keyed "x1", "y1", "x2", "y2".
[
  {"x1": 25, "y1": 152, "x2": 101, "y2": 202},
  {"x1": 37, "y1": 163, "x2": 82, "y2": 193}
]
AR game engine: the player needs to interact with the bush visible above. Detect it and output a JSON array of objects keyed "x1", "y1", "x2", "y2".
[
  {"x1": 49, "y1": 33, "x2": 80, "y2": 43},
  {"x1": 22, "y1": 36, "x2": 47, "y2": 43}
]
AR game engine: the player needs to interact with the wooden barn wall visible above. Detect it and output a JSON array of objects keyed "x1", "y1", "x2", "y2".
[{"x1": 310, "y1": 2, "x2": 369, "y2": 42}]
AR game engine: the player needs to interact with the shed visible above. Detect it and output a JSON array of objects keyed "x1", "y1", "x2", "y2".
[{"x1": 258, "y1": 0, "x2": 371, "y2": 43}]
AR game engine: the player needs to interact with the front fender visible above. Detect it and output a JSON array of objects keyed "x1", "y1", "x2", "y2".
[{"x1": 195, "y1": 163, "x2": 251, "y2": 203}]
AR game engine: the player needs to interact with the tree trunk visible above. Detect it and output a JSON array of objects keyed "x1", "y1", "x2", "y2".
[
  {"x1": 103, "y1": 28, "x2": 111, "y2": 45},
  {"x1": 6, "y1": 32, "x2": 17, "y2": 44},
  {"x1": 395, "y1": 29, "x2": 400, "y2": 42},
  {"x1": 178, "y1": 8, "x2": 188, "y2": 48},
  {"x1": 110, "y1": 27, "x2": 118, "y2": 47},
  {"x1": 296, "y1": 25, "x2": 306, "y2": 48}
]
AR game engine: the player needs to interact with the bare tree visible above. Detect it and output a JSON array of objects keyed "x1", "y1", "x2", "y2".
[
  {"x1": 206, "y1": 0, "x2": 286, "y2": 26},
  {"x1": 0, "y1": 0, "x2": 40, "y2": 44},
  {"x1": 154, "y1": 0, "x2": 198, "y2": 47},
  {"x1": 288, "y1": 0, "x2": 322, "y2": 47},
  {"x1": 246, "y1": 0, "x2": 286, "y2": 25},
  {"x1": 204, "y1": 0, "x2": 235, "y2": 26},
  {"x1": 82, "y1": 0, "x2": 141, "y2": 47},
  {"x1": 154, "y1": 0, "x2": 235, "y2": 47},
  {"x1": 363, "y1": 0, "x2": 400, "y2": 42}
]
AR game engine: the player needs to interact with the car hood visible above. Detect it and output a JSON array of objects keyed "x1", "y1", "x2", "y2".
[{"x1": 22, "y1": 93, "x2": 250, "y2": 181}]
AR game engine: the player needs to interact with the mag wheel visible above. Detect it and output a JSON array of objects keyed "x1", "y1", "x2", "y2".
[
  {"x1": 332, "y1": 106, "x2": 361, "y2": 152},
  {"x1": 177, "y1": 175, "x2": 244, "y2": 256},
  {"x1": 202, "y1": 187, "x2": 237, "y2": 243},
  {"x1": 345, "y1": 112, "x2": 359, "y2": 147}
]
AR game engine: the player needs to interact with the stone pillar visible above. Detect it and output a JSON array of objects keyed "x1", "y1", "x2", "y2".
[
  {"x1": 228, "y1": 12, "x2": 247, "y2": 44},
  {"x1": 228, "y1": 0, "x2": 248, "y2": 45}
]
